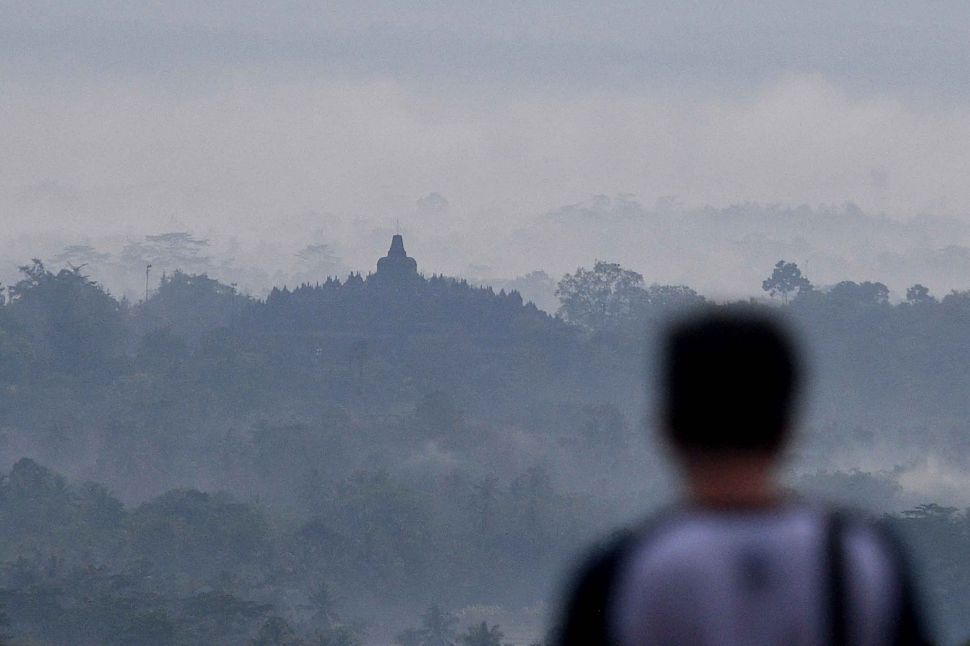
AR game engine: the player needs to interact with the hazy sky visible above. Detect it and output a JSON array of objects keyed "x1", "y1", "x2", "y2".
[{"x1": 4, "y1": 2, "x2": 970, "y2": 266}]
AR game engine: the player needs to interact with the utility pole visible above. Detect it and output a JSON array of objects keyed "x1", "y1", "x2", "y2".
[{"x1": 145, "y1": 264, "x2": 152, "y2": 302}]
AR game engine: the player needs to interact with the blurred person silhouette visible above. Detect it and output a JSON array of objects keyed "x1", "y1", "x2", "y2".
[{"x1": 557, "y1": 307, "x2": 932, "y2": 645}]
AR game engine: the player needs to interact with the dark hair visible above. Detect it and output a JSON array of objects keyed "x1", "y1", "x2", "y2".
[{"x1": 660, "y1": 306, "x2": 801, "y2": 453}]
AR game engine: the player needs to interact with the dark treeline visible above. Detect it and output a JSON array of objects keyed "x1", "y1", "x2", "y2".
[{"x1": 1, "y1": 248, "x2": 970, "y2": 643}]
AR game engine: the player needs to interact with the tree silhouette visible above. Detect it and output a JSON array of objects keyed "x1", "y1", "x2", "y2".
[
  {"x1": 762, "y1": 260, "x2": 812, "y2": 303},
  {"x1": 642, "y1": 283, "x2": 704, "y2": 310},
  {"x1": 906, "y1": 284, "x2": 936, "y2": 305},
  {"x1": 828, "y1": 281, "x2": 889, "y2": 306},
  {"x1": 556, "y1": 260, "x2": 644, "y2": 330},
  {"x1": 7, "y1": 260, "x2": 123, "y2": 375}
]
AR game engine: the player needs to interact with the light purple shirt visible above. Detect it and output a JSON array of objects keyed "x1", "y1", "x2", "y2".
[{"x1": 614, "y1": 505, "x2": 899, "y2": 646}]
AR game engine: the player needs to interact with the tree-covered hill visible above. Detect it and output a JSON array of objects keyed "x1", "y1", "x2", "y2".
[{"x1": 3, "y1": 248, "x2": 970, "y2": 641}]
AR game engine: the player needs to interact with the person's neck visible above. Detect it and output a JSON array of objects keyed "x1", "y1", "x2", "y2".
[{"x1": 681, "y1": 450, "x2": 783, "y2": 509}]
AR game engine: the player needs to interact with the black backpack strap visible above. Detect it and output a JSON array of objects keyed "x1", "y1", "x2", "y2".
[
  {"x1": 556, "y1": 530, "x2": 635, "y2": 646},
  {"x1": 870, "y1": 521, "x2": 935, "y2": 646},
  {"x1": 828, "y1": 511, "x2": 935, "y2": 646},
  {"x1": 556, "y1": 509, "x2": 682, "y2": 645},
  {"x1": 825, "y1": 510, "x2": 848, "y2": 646}
]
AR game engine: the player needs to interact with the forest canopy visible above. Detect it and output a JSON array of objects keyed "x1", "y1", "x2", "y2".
[{"x1": 1, "y1": 246, "x2": 969, "y2": 643}]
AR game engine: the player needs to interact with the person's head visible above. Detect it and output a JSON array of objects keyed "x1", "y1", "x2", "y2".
[{"x1": 659, "y1": 306, "x2": 802, "y2": 461}]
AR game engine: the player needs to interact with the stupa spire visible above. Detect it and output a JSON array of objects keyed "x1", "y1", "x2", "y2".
[
  {"x1": 388, "y1": 234, "x2": 407, "y2": 257},
  {"x1": 376, "y1": 233, "x2": 418, "y2": 281}
]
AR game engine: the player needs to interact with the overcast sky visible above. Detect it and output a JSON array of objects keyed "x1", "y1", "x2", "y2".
[{"x1": 4, "y1": 2, "x2": 970, "y2": 261}]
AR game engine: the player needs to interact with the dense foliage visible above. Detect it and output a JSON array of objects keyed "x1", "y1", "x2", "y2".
[{"x1": 1, "y1": 255, "x2": 970, "y2": 643}]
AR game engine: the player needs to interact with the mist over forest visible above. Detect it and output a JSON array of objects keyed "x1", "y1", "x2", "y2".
[
  {"x1": 7, "y1": 198, "x2": 970, "y2": 312},
  {"x1": 1, "y1": 230, "x2": 970, "y2": 644},
  {"x1": 8, "y1": 1, "x2": 970, "y2": 644}
]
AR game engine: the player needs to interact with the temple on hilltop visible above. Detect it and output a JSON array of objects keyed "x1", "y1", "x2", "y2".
[{"x1": 374, "y1": 234, "x2": 419, "y2": 285}]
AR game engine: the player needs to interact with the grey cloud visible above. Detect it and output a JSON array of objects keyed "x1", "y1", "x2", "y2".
[{"x1": 4, "y1": 2, "x2": 970, "y2": 99}]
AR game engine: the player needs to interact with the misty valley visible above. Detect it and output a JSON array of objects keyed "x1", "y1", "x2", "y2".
[{"x1": 1, "y1": 236, "x2": 970, "y2": 644}]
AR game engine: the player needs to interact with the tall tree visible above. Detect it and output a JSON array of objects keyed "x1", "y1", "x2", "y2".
[
  {"x1": 556, "y1": 261, "x2": 645, "y2": 330},
  {"x1": 6, "y1": 260, "x2": 122, "y2": 375},
  {"x1": 906, "y1": 284, "x2": 936, "y2": 305},
  {"x1": 762, "y1": 260, "x2": 812, "y2": 303},
  {"x1": 134, "y1": 270, "x2": 247, "y2": 344}
]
